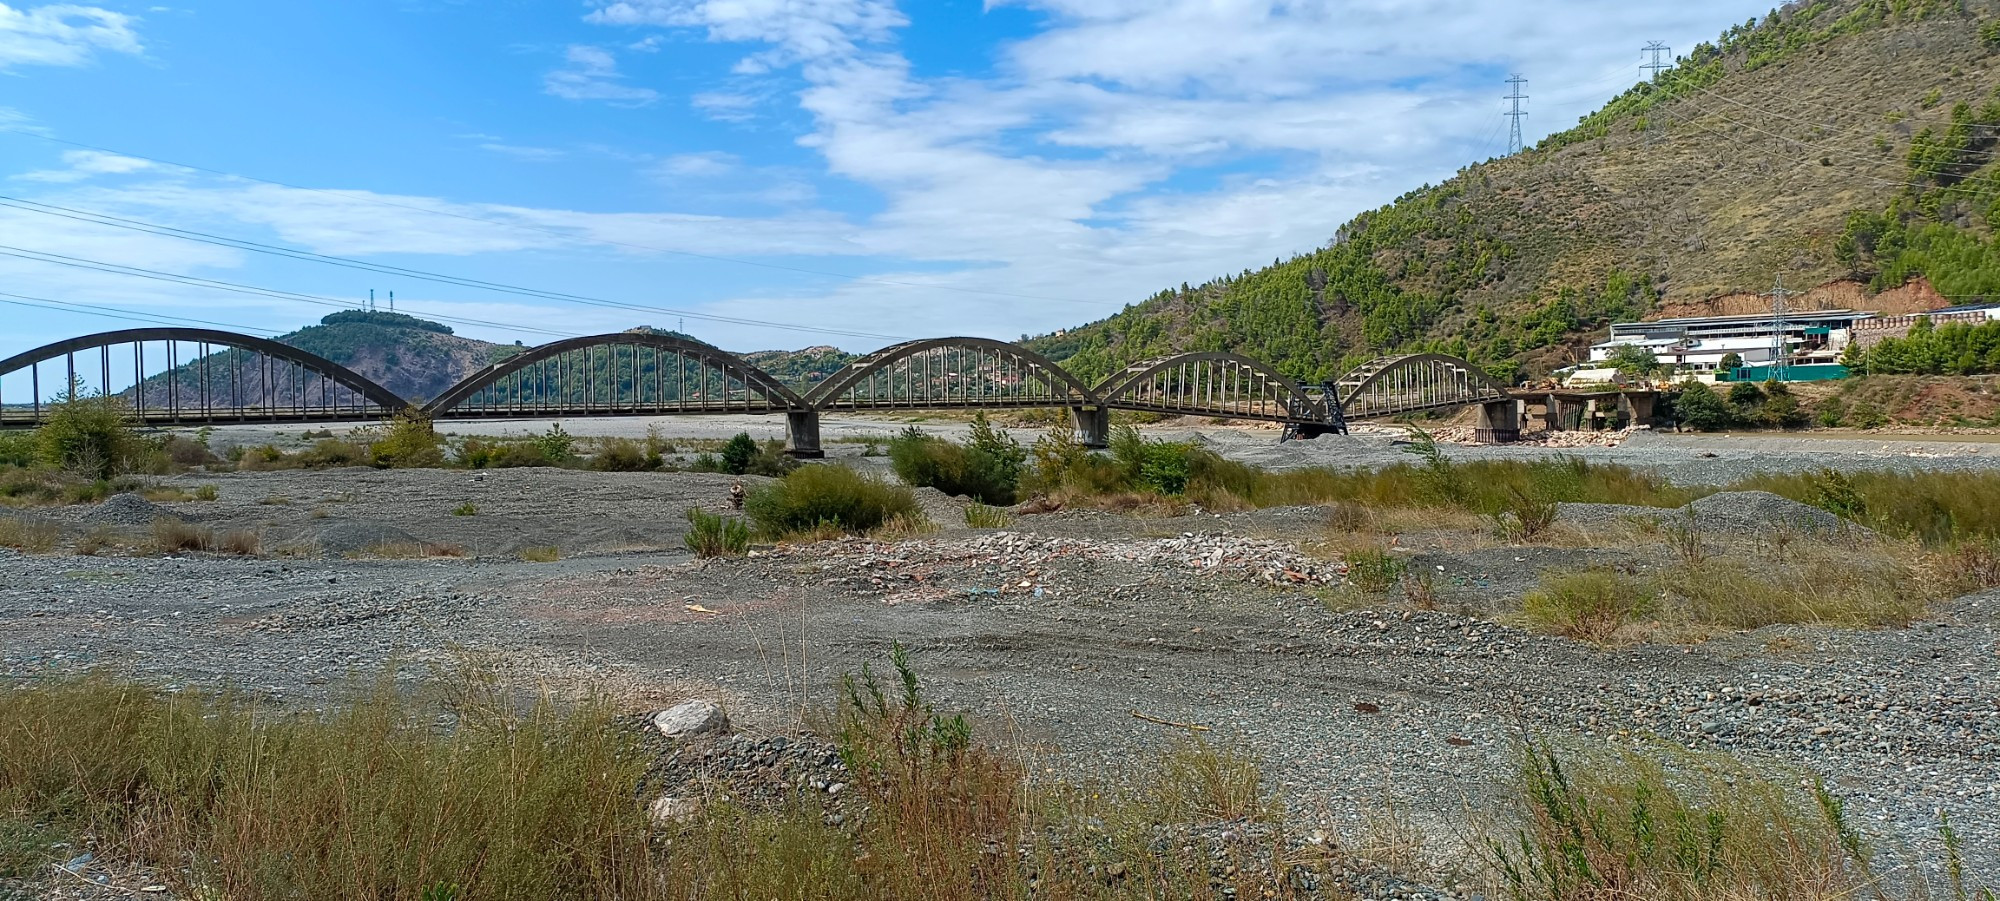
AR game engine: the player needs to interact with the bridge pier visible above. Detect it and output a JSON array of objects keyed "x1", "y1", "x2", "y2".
[
  {"x1": 1621, "y1": 393, "x2": 1655, "y2": 428},
  {"x1": 1475, "y1": 400, "x2": 1521, "y2": 443},
  {"x1": 1541, "y1": 395, "x2": 1583, "y2": 432},
  {"x1": 784, "y1": 409, "x2": 824, "y2": 458},
  {"x1": 1071, "y1": 405, "x2": 1110, "y2": 449}
]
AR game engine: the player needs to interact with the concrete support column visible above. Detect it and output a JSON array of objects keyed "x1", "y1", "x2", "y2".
[
  {"x1": 1071, "y1": 405, "x2": 1110, "y2": 449},
  {"x1": 1623, "y1": 393, "x2": 1656, "y2": 427},
  {"x1": 1475, "y1": 399, "x2": 1521, "y2": 443},
  {"x1": 784, "y1": 409, "x2": 824, "y2": 458},
  {"x1": 1542, "y1": 395, "x2": 1566, "y2": 432}
]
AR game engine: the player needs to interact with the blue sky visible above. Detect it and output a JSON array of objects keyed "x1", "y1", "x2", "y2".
[{"x1": 0, "y1": 0, "x2": 1760, "y2": 374}]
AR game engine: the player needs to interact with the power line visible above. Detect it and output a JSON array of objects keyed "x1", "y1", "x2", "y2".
[
  {"x1": 0, "y1": 244, "x2": 585, "y2": 339},
  {"x1": 0, "y1": 126, "x2": 1121, "y2": 309},
  {"x1": 0, "y1": 291, "x2": 285, "y2": 335},
  {"x1": 0, "y1": 195, "x2": 910, "y2": 342},
  {"x1": 1505, "y1": 75, "x2": 1530, "y2": 155}
]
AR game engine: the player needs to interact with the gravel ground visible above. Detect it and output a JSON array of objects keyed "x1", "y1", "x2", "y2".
[{"x1": 6, "y1": 426, "x2": 2000, "y2": 892}]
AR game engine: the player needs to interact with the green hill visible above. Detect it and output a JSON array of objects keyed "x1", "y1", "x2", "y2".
[{"x1": 1028, "y1": 0, "x2": 1999, "y2": 386}]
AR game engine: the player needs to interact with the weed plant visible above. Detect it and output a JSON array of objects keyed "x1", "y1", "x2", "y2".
[
  {"x1": 1496, "y1": 741, "x2": 1901, "y2": 901},
  {"x1": 963, "y1": 503, "x2": 1011, "y2": 528},
  {"x1": 683, "y1": 507, "x2": 750, "y2": 558}
]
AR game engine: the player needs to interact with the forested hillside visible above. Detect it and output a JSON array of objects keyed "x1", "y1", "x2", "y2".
[{"x1": 1030, "y1": 0, "x2": 2000, "y2": 386}]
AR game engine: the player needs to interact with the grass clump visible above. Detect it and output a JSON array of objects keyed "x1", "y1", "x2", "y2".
[
  {"x1": 0, "y1": 516, "x2": 61, "y2": 552},
  {"x1": 518, "y1": 545, "x2": 561, "y2": 563},
  {"x1": 683, "y1": 507, "x2": 750, "y2": 558},
  {"x1": 745, "y1": 464, "x2": 918, "y2": 540},
  {"x1": 963, "y1": 503, "x2": 1011, "y2": 528},
  {"x1": 1522, "y1": 569, "x2": 1656, "y2": 643},
  {"x1": 148, "y1": 518, "x2": 260, "y2": 556},
  {"x1": 1496, "y1": 741, "x2": 1908, "y2": 901},
  {"x1": 0, "y1": 672, "x2": 656, "y2": 898},
  {"x1": 452, "y1": 502, "x2": 479, "y2": 516}
]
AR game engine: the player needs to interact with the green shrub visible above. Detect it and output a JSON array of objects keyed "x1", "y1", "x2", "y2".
[
  {"x1": 369, "y1": 411, "x2": 444, "y2": 469},
  {"x1": 721, "y1": 432, "x2": 759, "y2": 475},
  {"x1": 888, "y1": 417, "x2": 1025, "y2": 505},
  {"x1": 34, "y1": 379, "x2": 137, "y2": 480},
  {"x1": 1673, "y1": 381, "x2": 1735, "y2": 431},
  {"x1": 1522, "y1": 569, "x2": 1656, "y2": 642},
  {"x1": 1107, "y1": 426, "x2": 1202, "y2": 496},
  {"x1": 684, "y1": 507, "x2": 750, "y2": 557},
  {"x1": 299, "y1": 438, "x2": 369, "y2": 468},
  {"x1": 745, "y1": 465, "x2": 918, "y2": 538},
  {"x1": 452, "y1": 502, "x2": 478, "y2": 517},
  {"x1": 534, "y1": 424, "x2": 575, "y2": 465},
  {"x1": 593, "y1": 438, "x2": 653, "y2": 472},
  {"x1": 0, "y1": 432, "x2": 35, "y2": 468},
  {"x1": 1343, "y1": 548, "x2": 1406, "y2": 592}
]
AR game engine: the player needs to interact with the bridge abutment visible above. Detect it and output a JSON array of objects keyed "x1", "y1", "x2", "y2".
[
  {"x1": 1071, "y1": 406, "x2": 1110, "y2": 449},
  {"x1": 784, "y1": 410, "x2": 824, "y2": 458},
  {"x1": 1475, "y1": 400, "x2": 1521, "y2": 443}
]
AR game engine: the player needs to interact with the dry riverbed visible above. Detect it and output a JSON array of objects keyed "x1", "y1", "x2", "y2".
[{"x1": 5, "y1": 443, "x2": 1999, "y2": 891}]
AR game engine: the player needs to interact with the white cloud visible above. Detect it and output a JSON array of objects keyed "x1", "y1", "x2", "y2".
[
  {"x1": 478, "y1": 142, "x2": 566, "y2": 162},
  {"x1": 653, "y1": 151, "x2": 738, "y2": 178},
  {"x1": 690, "y1": 90, "x2": 759, "y2": 121},
  {"x1": 0, "y1": 2, "x2": 141, "y2": 69},
  {"x1": 543, "y1": 44, "x2": 659, "y2": 105},
  {"x1": 559, "y1": 0, "x2": 1759, "y2": 344},
  {"x1": 586, "y1": 0, "x2": 903, "y2": 70},
  {"x1": 15, "y1": 149, "x2": 157, "y2": 182}
]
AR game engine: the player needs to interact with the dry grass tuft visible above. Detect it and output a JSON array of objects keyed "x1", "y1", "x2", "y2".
[
  {"x1": 1522, "y1": 569, "x2": 1657, "y2": 644},
  {"x1": 518, "y1": 545, "x2": 561, "y2": 563},
  {"x1": 0, "y1": 516, "x2": 61, "y2": 553}
]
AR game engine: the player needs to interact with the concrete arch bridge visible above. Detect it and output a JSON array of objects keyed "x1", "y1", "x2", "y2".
[{"x1": 0, "y1": 329, "x2": 1524, "y2": 454}]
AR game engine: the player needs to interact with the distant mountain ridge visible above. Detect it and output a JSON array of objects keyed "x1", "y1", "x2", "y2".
[{"x1": 1025, "y1": 0, "x2": 1996, "y2": 385}]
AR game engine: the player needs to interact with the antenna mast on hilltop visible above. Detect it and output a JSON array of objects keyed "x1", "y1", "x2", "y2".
[{"x1": 1505, "y1": 74, "x2": 1529, "y2": 155}]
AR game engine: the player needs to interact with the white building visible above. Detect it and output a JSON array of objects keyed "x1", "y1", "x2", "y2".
[{"x1": 1588, "y1": 310, "x2": 1875, "y2": 372}]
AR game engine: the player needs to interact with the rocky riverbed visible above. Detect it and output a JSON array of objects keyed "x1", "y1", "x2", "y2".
[{"x1": 5, "y1": 454, "x2": 1998, "y2": 892}]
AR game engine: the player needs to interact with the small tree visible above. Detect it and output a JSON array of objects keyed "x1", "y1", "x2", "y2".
[
  {"x1": 1673, "y1": 381, "x2": 1735, "y2": 431},
  {"x1": 1716, "y1": 352, "x2": 1744, "y2": 378},
  {"x1": 35, "y1": 378, "x2": 136, "y2": 480},
  {"x1": 1607, "y1": 344, "x2": 1659, "y2": 376},
  {"x1": 1727, "y1": 380, "x2": 1766, "y2": 408},
  {"x1": 720, "y1": 432, "x2": 759, "y2": 476}
]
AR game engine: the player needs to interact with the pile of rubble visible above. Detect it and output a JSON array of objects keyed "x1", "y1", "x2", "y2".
[
  {"x1": 781, "y1": 531, "x2": 1345, "y2": 590},
  {"x1": 1426, "y1": 426, "x2": 1639, "y2": 448}
]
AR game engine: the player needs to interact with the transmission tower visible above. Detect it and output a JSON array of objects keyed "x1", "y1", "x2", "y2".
[
  {"x1": 1641, "y1": 41, "x2": 1671, "y2": 82},
  {"x1": 1505, "y1": 74, "x2": 1529, "y2": 155},
  {"x1": 1768, "y1": 274, "x2": 1795, "y2": 382}
]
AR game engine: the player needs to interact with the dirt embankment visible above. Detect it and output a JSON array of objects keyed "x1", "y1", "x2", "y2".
[{"x1": 1654, "y1": 277, "x2": 1949, "y2": 319}]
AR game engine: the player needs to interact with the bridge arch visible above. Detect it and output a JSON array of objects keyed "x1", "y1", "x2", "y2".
[
  {"x1": 803, "y1": 337, "x2": 1098, "y2": 411},
  {"x1": 1333, "y1": 353, "x2": 1509, "y2": 420},
  {"x1": 1094, "y1": 351, "x2": 1331, "y2": 424},
  {"x1": 425, "y1": 333, "x2": 805, "y2": 419},
  {"x1": 0, "y1": 327, "x2": 406, "y2": 427}
]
